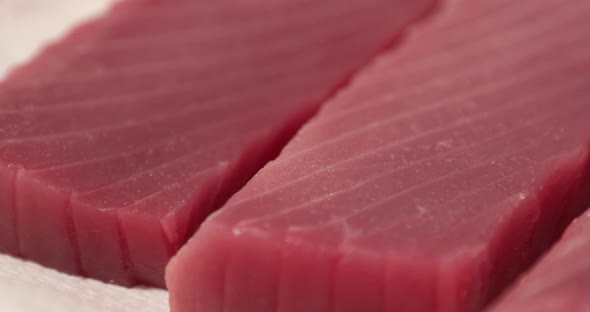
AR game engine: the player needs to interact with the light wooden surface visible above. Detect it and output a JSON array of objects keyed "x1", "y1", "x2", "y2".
[{"x1": 0, "y1": 1, "x2": 169, "y2": 311}]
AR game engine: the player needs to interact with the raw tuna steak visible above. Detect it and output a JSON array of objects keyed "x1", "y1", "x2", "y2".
[
  {"x1": 0, "y1": 0, "x2": 433, "y2": 287},
  {"x1": 489, "y1": 209, "x2": 590, "y2": 312},
  {"x1": 167, "y1": 0, "x2": 590, "y2": 311}
]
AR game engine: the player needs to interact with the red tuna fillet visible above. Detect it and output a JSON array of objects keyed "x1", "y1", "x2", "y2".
[
  {"x1": 167, "y1": 0, "x2": 590, "y2": 311},
  {"x1": 0, "y1": 0, "x2": 434, "y2": 287},
  {"x1": 489, "y1": 209, "x2": 590, "y2": 312}
]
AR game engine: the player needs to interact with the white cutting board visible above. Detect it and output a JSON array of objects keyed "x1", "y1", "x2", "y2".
[{"x1": 0, "y1": 1, "x2": 169, "y2": 311}]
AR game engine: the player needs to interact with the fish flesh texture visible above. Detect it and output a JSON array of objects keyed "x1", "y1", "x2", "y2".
[
  {"x1": 0, "y1": 0, "x2": 433, "y2": 286},
  {"x1": 167, "y1": 0, "x2": 590, "y2": 310},
  {"x1": 489, "y1": 209, "x2": 590, "y2": 312}
]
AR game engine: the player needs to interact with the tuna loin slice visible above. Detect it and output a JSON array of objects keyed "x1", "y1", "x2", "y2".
[
  {"x1": 167, "y1": 0, "x2": 590, "y2": 311},
  {"x1": 0, "y1": 0, "x2": 433, "y2": 286},
  {"x1": 489, "y1": 209, "x2": 590, "y2": 312}
]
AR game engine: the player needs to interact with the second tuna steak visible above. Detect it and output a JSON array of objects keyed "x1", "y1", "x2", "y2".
[
  {"x1": 167, "y1": 0, "x2": 590, "y2": 311},
  {"x1": 0, "y1": 0, "x2": 433, "y2": 286}
]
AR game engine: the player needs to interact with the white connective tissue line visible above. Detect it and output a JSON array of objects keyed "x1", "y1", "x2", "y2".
[{"x1": 0, "y1": 1, "x2": 169, "y2": 311}]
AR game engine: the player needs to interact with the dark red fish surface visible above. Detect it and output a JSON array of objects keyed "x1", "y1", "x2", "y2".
[
  {"x1": 167, "y1": 0, "x2": 590, "y2": 311},
  {"x1": 0, "y1": 0, "x2": 433, "y2": 287}
]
